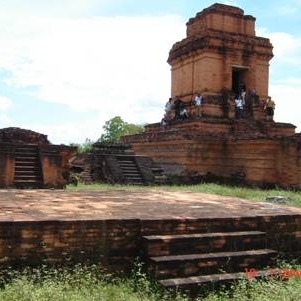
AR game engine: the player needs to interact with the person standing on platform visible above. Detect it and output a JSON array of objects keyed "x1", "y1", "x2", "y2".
[
  {"x1": 193, "y1": 93, "x2": 203, "y2": 118},
  {"x1": 264, "y1": 96, "x2": 275, "y2": 121},
  {"x1": 235, "y1": 95, "x2": 243, "y2": 119},
  {"x1": 165, "y1": 97, "x2": 173, "y2": 120},
  {"x1": 174, "y1": 96, "x2": 182, "y2": 121}
]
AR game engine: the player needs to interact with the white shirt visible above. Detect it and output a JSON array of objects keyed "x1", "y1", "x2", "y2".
[
  {"x1": 235, "y1": 98, "x2": 243, "y2": 109},
  {"x1": 165, "y1": 101, "x2": 172, "y2": 112},
  {"x1": 194, "y1": 95, "x2": 202, "y2": 106}
]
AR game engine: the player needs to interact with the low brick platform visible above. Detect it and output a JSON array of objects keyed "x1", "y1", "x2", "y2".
[
  {"x1": 0, "y1": 189, "x2": 300, "y2": 274},
  {"x1": 1, "y1": 189, "x2": 300, "y2": 221}
]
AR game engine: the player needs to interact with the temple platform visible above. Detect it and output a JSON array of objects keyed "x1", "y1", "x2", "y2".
[
  {"x1": 0, "y1": 188, "x2": 300, "y2": 275},
  {"x1": 1, "y1": 188, "x2": 300, "y2": 221}
]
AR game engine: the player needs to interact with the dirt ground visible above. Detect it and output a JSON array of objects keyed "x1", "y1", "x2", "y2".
[{"x1": 1, "y1": 188, "x2": 301, "y2": 222}]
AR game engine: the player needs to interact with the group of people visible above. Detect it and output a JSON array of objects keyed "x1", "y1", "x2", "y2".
[
  {"x1": 234, "y1": 83, "x2": 275, "y2": 120},
  {"x1": 161, "y1": 94, "x2": 203, "y2": 126},
  {"x1": 161, "y1": 87, "x2": 276, "y2": 126},
  {"x1": 234, "y1": 82, "x2": 249, "y2": 119}
]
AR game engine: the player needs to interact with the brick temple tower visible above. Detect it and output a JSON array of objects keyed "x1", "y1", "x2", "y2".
[
  {"x1": 122, "y1": 3, "x2": 301, "y2": 189},
  {"x1": 168, "y1": 3, "x2": 273, "y2": 101}
]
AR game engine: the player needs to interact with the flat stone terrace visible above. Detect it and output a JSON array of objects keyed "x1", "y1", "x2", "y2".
[
  {"x1": 0, "y1": 188, "x2": 300, "y2": 271},
  {"x1": 1, "y1": 188, "x2": 300, "y2": 221}
]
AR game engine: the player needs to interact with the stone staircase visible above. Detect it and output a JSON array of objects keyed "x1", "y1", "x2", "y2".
[
  {"x1": 80, "y1": 166, "x2": 94, "y2": 184},
  {"x1": 151, "y1": 166, "x2": 170, "y2": 185},
  {"x1": 13, "y1": 145, "x2": 43, "y2": 188},
  {"x1": 86, "y1": 143, "x2": 169, "y2": 185},
  {"x1": 116, "y1": 155, "x2": 144, "y2": 185},
  {"x1": 142, "y1": 230, "x2": 277, "y2": 294}
]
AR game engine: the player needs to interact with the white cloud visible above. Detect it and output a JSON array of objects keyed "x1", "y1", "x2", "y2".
[
  {"x1": 0, "y1": 15, "x2": 184, "y2": 127},
  {"x1": 220, "y1": 1, "x2": 239, "y2": 7},
  {"x1": 0, "y1": 14, "x2": 185, "y2": 142},
  {"x1": 274, "y1": 0, "x2": 301, "y2": 15},
  {"x1": 270, "y1": 82, "x2": 301, "y2": 131},
  {"x1": 26, "y1": 120, "x2": 101, "y2": 145},
  {"x1": 268, "y1": 32, "x2": 301, "y2": 64},
  {"x1": 0, "y1": 0, "x2": 109, "y2": 18},
  {"x1": 0, "y1": 10, "x2": 300, "y2": 143},
  {"x1": 0, "y1": 96, "x2": 12, "y2": 128},
  {"x1": 256, "y1": 28, "x2": 301, "y2": 131},
  {"x1": 0, "y1": 95, "x2": 12, "y2": 111}
]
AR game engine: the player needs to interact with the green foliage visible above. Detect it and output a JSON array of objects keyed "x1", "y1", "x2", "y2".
[
  {"x1": 0, "y1": 264, "x2": 184, "y2": 301},
  {"x1": 203, "y1": 262, "x2": 301, "y2": 301},
  {"x1": 70, "y1": 138, "x2": 94, "y2": 154},
  {"x1": 0, "y1": 263, "x2": 300, "y2": 301},
  {"x1": 99, "y1": 116, "x2": 144, "y2": 143}
]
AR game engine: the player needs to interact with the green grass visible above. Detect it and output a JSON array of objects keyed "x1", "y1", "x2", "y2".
[
  {"x1": 0, "y1": 263, "x2": 300, "y2": 301},
  {"x1": 67, "y1": 183, "x2": 301, "y2": 207}
]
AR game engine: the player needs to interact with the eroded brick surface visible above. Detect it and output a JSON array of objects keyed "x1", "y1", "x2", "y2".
[{"x1": 0, "y1": 189, "x2": 300, "y2": 272}]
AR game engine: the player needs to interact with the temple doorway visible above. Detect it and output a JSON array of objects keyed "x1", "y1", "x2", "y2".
[{"x1": 232, "y1": 66, "x2": 248, "y2": 95}]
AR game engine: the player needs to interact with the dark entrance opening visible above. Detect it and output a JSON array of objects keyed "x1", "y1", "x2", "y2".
[{"x1": 232, "y1": 67, "x2": 247, "y2": 96}]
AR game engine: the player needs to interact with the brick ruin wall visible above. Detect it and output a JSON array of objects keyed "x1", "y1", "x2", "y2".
[
  {"x1": 0, "y1": 127, "x2": 76, "y2": 188},
  {"x1": 124, "y1": 132, "x2": 301, "y2": 189},
  {"x1": 0, "y1": 216, "x2": 300, "y2": 272},
  {"x1": 0, "y1": 127, "x2": 50, "y2": 145}
]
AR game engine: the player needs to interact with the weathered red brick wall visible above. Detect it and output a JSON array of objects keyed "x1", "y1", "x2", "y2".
[
  {"x1": 0, "y1": 143, "x2": 76, "y2": 188},
  {"x1": 169, "y1": 4, "x2": 273, "y2": 101},
  {"x1": 40, "y1": 145, "x2": 76, "y2": 188},
  {"x1": 0, "y1": 127, "x2": 49, "y2": 145},
  {"x1": 186, "y1": 4, "x2": 255, "y2": 37},
  {"x1": 0, "y1": 144, "x2": 15, "y2": 187},
  {"x1": 0, "y1": 219, "x2": 140, "y2": 273},
  {"x1": 126, "y1": 133, "x2": 300, "y2": 188},
  {"x1": 0, "y1": 216, "x2": 299, "y2": 272}
]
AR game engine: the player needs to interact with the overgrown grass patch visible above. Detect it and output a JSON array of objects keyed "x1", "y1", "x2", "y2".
[
  {"x1": 67, "y1": 183, "x2": 301, "y2": 208},
  {"x1": 0, "y1": 263, "x2": 300, "y2": 301}
]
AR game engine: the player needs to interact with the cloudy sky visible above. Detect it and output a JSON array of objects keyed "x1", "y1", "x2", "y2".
[{"x1": 0, "y1": 0, "x2": 300, "y2": 144}]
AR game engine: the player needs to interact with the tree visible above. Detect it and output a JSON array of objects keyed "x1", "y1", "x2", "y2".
[
  {"x1": 70, "y1": 138, "x2": 94, "y2": 154},
  {"x1": 99, "y1": 116, "x2": 144, "y2": 143}
]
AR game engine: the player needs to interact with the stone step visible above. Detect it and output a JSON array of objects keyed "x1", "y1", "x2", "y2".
[
  {"x1": 120, "y1": 167, "x2": 138, "y2": 171},
  {"x1": 120, "y1": 166, "x2": 139, "y2": 170},
  {"x1": 118, "y1": 162, "x2": 137, "y2": 169},
  {"x1": 150, "y1": 249, "x2": 277, "y2": 279},
  {"x1": 123, "y1": 175, "x2": 143, "y2": 179},
  {"x1": 141, "y1": 217, "x2": 276, "y2": 236},
  {"x1": 15, "y1": 164, "x2": 39, "y2": 169},
  {"x1": 14, "y1": 146, "x2": 38, "y2": 150},
  {"x1": 122, "y1": 172, "x2": 142, "y2": 176},
  {"x1": 13, "y1": 181, "x2": 43, "y2": 188},
  {"x1": 14, "y1": 179, "x2": 42, "y2": 184},
  {"x1": 15, "y1": 167, "x2": 40, "y2": 172},
  {"x1": 118, "y1": 160, "x2": 136, "y2": 164},
  {"x1": 14, "y1": 152, "x2": 38, "y2": 156},
  {"x1": 15, "y1": 163, "x2": 40, "y2": 168},
  {"x1": 14, "y1": 175, "x2": 42, "y2": 181},
  {"x1": 15, "y1": 160, "x2": 39, "y2": 167},
  {"x1": 159, "y1": 269, "x2": 271, "y2": 291},
  {"x1": 14, "y1": 172, "x2": 41, "y2": 176},
  {"x1": 15, "y1": 156, "x2": 38, "y2": 161},
  {"x1": 15, "y1": 169, "x2": 40, "y2": 174},
  {"x1": 14, "y1": 165, "x2": 40, "y2": 170},
  {"x1": 143, "y1": 231, "x2": 266, "y2": 256},
  {"x1": 118, "y1": 158, "x2": 136, "y2": 161}
]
